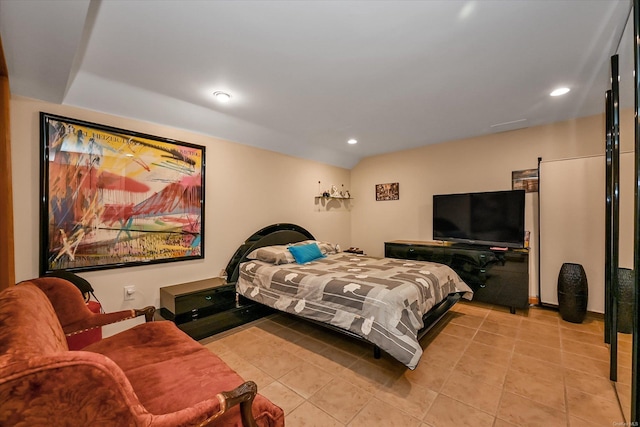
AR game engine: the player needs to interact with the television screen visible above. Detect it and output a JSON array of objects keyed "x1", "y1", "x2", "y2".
[{"x1": 433, "y1": 190, "x2": 525, "y2": 248}]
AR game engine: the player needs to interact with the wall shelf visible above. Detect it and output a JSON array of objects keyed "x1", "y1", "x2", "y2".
[
  {"x1": 314, "y1": 196, "x2": 353, "y2": 200},
  {"x1": 314, "y1": 195, "x2": 352, "y2": 211}
]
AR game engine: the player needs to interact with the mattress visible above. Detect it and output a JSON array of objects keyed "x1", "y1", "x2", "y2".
[{"x1": 237, "y1": 253, "x2": 473, "y2": 369}]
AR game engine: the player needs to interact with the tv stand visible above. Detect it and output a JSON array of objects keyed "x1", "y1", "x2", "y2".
[{"x1": 384, "y1": 240, "x2": 529, "y2": 313}]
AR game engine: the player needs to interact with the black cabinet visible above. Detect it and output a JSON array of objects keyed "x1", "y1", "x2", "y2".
[
  {"x1": 159, "y1": 278, "x2": 272, "y2": 340},
  {"x1": 385, "y1": 240, "x2": 529, "y2": 313}
]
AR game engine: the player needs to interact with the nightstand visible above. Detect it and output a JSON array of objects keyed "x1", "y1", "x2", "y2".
[{"x1": 159, "y1": 277, "x2": 272, "y2": 340}]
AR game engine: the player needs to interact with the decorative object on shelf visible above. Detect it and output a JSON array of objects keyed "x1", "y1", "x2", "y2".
[
  {"x1": 512, "y1": 168, "x2": 539, "y2": 192},
  {"x1": 317, "y1": 181, "x2": 330, "y2": 197},
  {"x1": 557, "y1": 262, "x2": 588, "y2": 323},
  {"x1": 316, "y1": 181, "x2": 351, "y2": 199},
  {"x1": 617, "y1": 268, "x2": 634, "y2": 334},
  {"x1": 39, "y1": 113, "x2": 205, "y2": 274},
  {"x1": 338, "y1": 184, "x2": 351, "y2": 198},
  {"x1": 375, "y1": 182, "x2": 399, "y2": 201}
]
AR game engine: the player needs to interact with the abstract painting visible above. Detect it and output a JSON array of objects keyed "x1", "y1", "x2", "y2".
[{"x1": 40, "y1": 113, "x2": 205, "y2": 273}]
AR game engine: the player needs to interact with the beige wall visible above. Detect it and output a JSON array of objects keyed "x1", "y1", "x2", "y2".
[
  {"x1": 350, "y1": 113, "x2": 614, "y2": 298},
  {"x1": 11, "y1": 93, "x2": 626, "y2": 328},
  {"x1": 11, "y1": 96, "x2": 351, "y2": 335}
]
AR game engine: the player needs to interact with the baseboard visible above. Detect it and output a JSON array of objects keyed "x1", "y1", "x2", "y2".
[{"x1": 531, "y1": 298, "x2": 604, "y2": 319}]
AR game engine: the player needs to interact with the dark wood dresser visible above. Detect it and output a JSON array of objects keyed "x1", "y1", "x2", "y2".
[{"x1": 385, "y1": 240, "x2": 529, "y2": 313}]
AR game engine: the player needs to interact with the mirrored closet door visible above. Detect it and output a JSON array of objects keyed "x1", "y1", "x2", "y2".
[{"x1": 609, "y1": 2, "x2": 637, "y2": 422}]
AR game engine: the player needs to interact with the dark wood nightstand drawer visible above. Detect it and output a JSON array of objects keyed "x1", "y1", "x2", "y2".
[
  {"x1": 160, "y1": 277, "x2": 235, "y2": 323},
  {"x1": 157, "y1": 298, "x2": 274, "y2": 341},
  {"x1": 385, "y1": 242, "x2": 446, "y2": 263},
  {"x1": 159, "y1": 278, "x2": 274, "y2": 340}
]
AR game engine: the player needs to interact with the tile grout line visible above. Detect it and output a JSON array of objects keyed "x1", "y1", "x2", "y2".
[
  {"x1": 559, "y1": 319, "x2": 572, "y2": 427},
  {"x1": 490, "y1": 306, "x2": 517, "y2": 426}
]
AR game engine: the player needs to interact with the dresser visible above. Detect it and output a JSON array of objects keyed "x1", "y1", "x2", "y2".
[{"x1": 385, "y1": 240, "x2": 529, "y2": 313}]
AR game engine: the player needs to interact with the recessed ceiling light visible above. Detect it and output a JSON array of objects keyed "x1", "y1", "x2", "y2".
[
  {"x1": 213, "y1": 91, "x2": 231, "y2": 102},
  {"x1": 347, "y1": 138, "x2": 358, "y2": 145},
  {"x1": 550, "y1": 87, "x2": 570, "y2": 97}
]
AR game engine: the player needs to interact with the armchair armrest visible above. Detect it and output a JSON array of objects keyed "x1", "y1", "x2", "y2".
[
  {"x1": 135, "y1": 306, "x2": 157, "y2": 323},
  {"x1": 25, "y1": 277, "x2": 156, "y2": 336},
  {"x1": 65, "y1": 305, "x2": 157, "y2": 336},
  {"x1": 198, "y1": 381, "x2": 258, "y2": 427}
]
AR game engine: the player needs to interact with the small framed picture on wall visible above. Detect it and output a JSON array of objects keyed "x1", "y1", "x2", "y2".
[
  {"x1": 512, "y1": 168, "x2": 539, "y2": 193},
  {"x1": 375, "y1": 182, "x2": 399, "y2": 201}
]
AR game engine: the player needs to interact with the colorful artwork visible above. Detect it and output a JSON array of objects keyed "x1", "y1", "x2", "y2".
[{"x1": 40, "y1": 113, "x2": 205, "y2": 273}]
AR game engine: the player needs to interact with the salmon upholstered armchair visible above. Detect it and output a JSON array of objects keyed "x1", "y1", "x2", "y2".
[
  {"x1": 31, "y1": 275, "x2": 156, "y2": 349},
  {"x1": 0, "y1": 278, "x2": 285, "y2": 427}
]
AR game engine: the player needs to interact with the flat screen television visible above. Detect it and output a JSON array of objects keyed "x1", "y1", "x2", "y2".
[{"x1": 433, "y1": 190, "x2": 525, "y2": 248}]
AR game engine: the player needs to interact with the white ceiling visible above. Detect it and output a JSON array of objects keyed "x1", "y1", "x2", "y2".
[{"x1": 0, "y1": 0, "x2": 631, "y2": 169}]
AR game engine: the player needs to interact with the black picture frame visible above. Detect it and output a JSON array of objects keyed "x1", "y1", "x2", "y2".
[{"x1": 39, "y1": 112, "x2": 205, "y2": 274}]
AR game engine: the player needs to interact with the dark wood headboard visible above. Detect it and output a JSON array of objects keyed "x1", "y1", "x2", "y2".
[{"x1": 224, "y1": 223, "x2": 314, "y2": 283}]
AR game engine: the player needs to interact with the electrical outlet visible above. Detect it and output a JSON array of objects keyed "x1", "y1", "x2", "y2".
[{"x1": 124, "y1": 285, "x2": 136, "y2": 301}]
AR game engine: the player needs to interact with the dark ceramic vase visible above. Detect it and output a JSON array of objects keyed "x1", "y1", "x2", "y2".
[
  {"x1": 557, "y1": 263, "x2": 588, "y2": 323},
  {"x1": 617, "y1": 268, "x2": 634, "y2": 334}
]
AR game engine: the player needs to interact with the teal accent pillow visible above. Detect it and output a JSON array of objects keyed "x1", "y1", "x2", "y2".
[{"x1": 288, "y1": 243, "x2": 326, "y2": 264}]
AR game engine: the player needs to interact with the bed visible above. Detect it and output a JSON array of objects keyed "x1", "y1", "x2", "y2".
[{"x1": 225, "y1": 224, "x2": 473, "y2": 370}]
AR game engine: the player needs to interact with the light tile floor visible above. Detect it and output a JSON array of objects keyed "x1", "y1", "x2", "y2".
[{"x1": 200, "y1": 301, "x2": 626, "y2": 427}]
